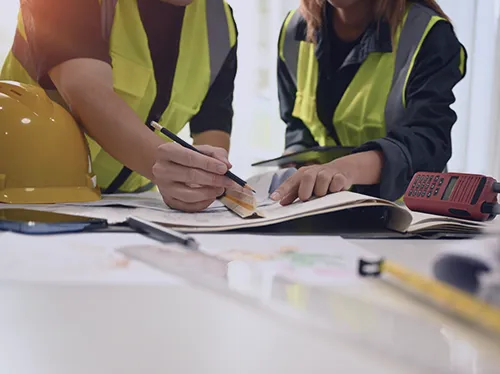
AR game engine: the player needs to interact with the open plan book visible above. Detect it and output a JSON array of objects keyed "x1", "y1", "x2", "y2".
[{"x1": 0, "y1": 169, "x2": 489, "y2": 236}]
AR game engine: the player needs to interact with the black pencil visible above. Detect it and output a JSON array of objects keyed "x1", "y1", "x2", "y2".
[{"x1": 151, "y1": 121, "x2": 255, "y2": 192}]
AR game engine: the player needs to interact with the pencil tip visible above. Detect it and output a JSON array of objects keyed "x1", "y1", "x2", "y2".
[{"x1": 244, "y1": 184, "x2": 256, "y2": 194}]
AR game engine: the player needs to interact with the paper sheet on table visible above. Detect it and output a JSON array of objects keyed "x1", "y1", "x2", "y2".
[
  {"x1": 0, "y1": 191, "x2": 187, "y2": 212},
  {"x1": 0, "y1": 170, "x2": 280, "y2": 213},
  {"x1": 407, "y1": 210, "x2": 485, "y2": 232},
  {"x1": 0, "y1": 170, "x2": 291, "y2": 224},
  {"x1": 195, "y1": 234, "x2": 380, "y2": 286},
  {"x1": 0, "y1": 168, "x2": 487, "y2": 236},
  {"x1": 0, "y1": 192, "x2": 412, "y2": 232},
  {"x1": 0, "y1": 232, "x2": 181, "y2": 284},
  {"x1": 41, "y1": 190, "x2": 403, "y2": 231},
  {"x1": 117, "y1": 234, "x2": 387, "y2": 303}
]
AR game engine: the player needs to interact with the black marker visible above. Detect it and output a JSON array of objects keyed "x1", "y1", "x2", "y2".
[{"x1": 127, "y1": 216, "x2": 199, "y2": 250}]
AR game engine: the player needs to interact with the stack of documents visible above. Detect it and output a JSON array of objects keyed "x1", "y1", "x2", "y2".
[{"x1": 0, "y1": 169, "x2": 490, "y2": 237}]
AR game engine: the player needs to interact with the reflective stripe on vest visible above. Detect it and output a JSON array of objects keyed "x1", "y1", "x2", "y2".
[
  {"x1": 101, "y1": 0, "x2": 117, "y2": 43},
  {"x1": 280, "y1": 10, "x2": 301, "y2": 88},
  {"x1": 385, "y1": 3, "x2": 436, "y2": 127},
  {"x1": 4, "y1": 0, "x2": 236, "y2": 194},
  {"x1": 279, "y1": 3, "x2": 444, "y2": 147}
]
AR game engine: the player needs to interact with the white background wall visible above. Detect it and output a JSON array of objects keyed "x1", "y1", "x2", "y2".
[
  {"x1": 438, "y1": 0, "x2": 498, "y2": 176},
  {"x1": 0, "y1": 0, "x2": 498, "y2": 179},
  {"x1": 0, "y1": 2, "x2": 17, "y2": 63}
]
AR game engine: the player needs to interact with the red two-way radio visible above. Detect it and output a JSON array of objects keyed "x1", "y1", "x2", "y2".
[{"x1": 403, "y1": 172, "x2": 500, "y2": 221}]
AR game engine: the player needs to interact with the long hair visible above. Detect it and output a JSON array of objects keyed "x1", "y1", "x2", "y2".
[{"x1": 300, "y1": 0, "x2": 450, "y2": 42}]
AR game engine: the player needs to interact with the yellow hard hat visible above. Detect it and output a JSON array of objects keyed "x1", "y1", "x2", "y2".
[{"x1": 0, "y1": 81, "x2": 101, "y2": 204}]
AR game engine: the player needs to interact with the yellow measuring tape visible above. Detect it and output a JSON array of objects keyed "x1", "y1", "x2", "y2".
[
  {"x1": 283, "y1": 258, "x2": 500, "y2": 336},
  {"x1": 378, "y1": 259, "x2": 500, "y2": 335}
]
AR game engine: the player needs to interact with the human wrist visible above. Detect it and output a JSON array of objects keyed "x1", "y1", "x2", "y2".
[{"x1": 333, "y1": 150, "x2": 383, "y2": 185}]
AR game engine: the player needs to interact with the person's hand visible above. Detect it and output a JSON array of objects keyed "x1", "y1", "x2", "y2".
[
  {"x1": 152, "y1": 142, "x2": 243, "y2": 212},
  {"x1": 270, "y1": 151, "x2": 384, "y2": 206},
  {"x1": 270, "y1": 159, "x2": 354, "y2": 206}
]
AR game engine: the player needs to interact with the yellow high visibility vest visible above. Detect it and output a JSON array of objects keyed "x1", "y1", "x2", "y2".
[
  {"x1": 278, "y1": 2, "x2": 466, "y2": 148},
  {"x1": 1, "y1": 0, "x2": 237, "y2": 193}
]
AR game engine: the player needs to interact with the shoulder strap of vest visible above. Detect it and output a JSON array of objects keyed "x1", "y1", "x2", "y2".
[
  {"x1": 101, "y1": 0, "x2": 118, "y2": 42},
  {"x1": 392, "y1": 3, "x2": 438, "y2": 91},
  {"x1": 280, "y1": 9, "x2": 302, "y2": 87},
  {"x1": 206, "y1": 0, "x2": 232, "y2": 86},
  {"x1": 385, "y1": 3, "x2": 439, "y2": 127},
  {"x1": 100, "y1": 0, "x2": 231, "y2": 88}
]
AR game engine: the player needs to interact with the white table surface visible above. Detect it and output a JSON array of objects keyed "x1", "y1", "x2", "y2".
[{"x1": 0, "y1": 230, "x2": 499, "y2": 374}]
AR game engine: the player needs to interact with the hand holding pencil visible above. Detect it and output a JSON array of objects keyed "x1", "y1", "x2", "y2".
[{"x1": 151, "y1": 121, "x2": 253, "y2": 212}]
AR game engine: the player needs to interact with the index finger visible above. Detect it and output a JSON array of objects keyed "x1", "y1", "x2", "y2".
[
  {"x1": 270, "y1": 173, "x2": 300, "y2": 203},
  {"x1": 161, "y1": 143, "x2": 228, "y2": 175},
  {"x1": 196, "y1": 145, "x2": 232, "y2": 168}
]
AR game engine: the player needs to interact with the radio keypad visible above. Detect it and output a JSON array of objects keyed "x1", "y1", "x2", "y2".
[{"x1": 410, "y1": 174, "x2": 444, "y2": 198}]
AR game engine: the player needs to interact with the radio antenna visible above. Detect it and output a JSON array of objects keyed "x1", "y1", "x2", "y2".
[
  {"x1": 493, "y1": 182, "x2": 500, "y2": 193},
  {"x1": 491, "y1": 204, "x2": 500, "y2": 216}
]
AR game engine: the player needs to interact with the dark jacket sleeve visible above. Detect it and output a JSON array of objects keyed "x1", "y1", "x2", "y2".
[
  {"x1": 20, "y1": 0, "x2": 110, "y2": 89},
  {"x1": 352, "y1": 21, "x2": 467, "y2": 201},
  {"x1": 189, "y1": 6, "x2": 238, "y2": 136},
  {"x1": 189, "y1": 42, "x2": 237, "y2": 136},
  {"x1": 277, "y1": 20, "x2": 319, "y2": 152}
]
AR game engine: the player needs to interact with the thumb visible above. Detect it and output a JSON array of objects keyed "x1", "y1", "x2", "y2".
[{"x1": 196, "y1": 145, "x2": 232, "y2": 168}]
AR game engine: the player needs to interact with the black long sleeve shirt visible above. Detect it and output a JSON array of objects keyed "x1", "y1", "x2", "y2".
[
  {"x1": 19, "y1": 0, "x2": 237, "y2": 136},
  {"x1": 277, "y1": 4, "x2": 467, "y2": 201}
]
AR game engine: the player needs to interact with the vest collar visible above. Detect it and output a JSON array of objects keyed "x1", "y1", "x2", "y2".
[{"x1": 314, "y1": 4, "x2": 392, "y2": 68}]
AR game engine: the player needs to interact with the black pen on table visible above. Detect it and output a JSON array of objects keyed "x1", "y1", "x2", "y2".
[
  {"x1": 127, "y1": 216, "x2": 199, "y2": 250},
  {"x1": 150, "y1": 121, "x2": 255, "y2": 193}
]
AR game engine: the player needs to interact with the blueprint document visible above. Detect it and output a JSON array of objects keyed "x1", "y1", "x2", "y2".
[
  {"x1": 0, "y1": 168, "x2": 485, "y2": 236},
  {"x1": 0, "y1": 170, "x2": 291, "y2": 223},
  {"x1": 0, "y1": 170, "x2": 283, "y2": 213}
]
